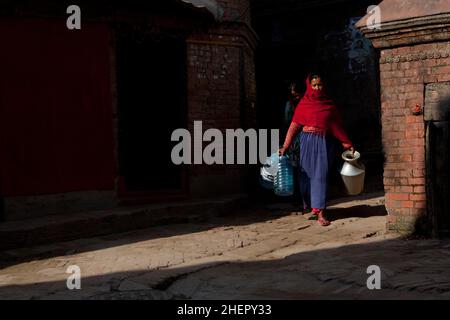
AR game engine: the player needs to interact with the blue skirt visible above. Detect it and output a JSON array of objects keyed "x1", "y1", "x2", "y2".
[{"x1": 299, "y1": 132, "x2": 335, "y2": 210}]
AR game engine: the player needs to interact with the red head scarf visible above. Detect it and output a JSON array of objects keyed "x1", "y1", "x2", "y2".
[
  {"x1": 291, "y1": 74, "x2": 352, "y2": 145},
  {"x1": 292, "y1": 74, "x2": 337, "y2": 129}
]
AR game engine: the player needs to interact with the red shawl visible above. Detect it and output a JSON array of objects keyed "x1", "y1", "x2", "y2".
[{"x1": 292, "y1": 74, "x2": 352, "y2": 145}]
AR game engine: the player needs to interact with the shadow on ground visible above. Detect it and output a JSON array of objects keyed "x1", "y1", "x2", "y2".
[
  {"x1": 0, "y1": 235, "x2": 449, "y2": 300},
  {"x1": 0, "y1": 191, "x2": 388, "y2": 271},
  {"x1": 328, "y1": 205, "x2": 387, "y2": 221},
  {"x1": 0, "y1": 192, "x2": 387, "y2": 270}
]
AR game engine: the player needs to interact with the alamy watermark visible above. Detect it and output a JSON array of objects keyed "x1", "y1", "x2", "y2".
[
  {"x1": 66, "y1": 5, "x2": 81, "y2": 30},
  {"x1": 366, "y1": 265, "x2": 381, "y2": 290},
  {"x1": 66, "y1": 265, "x2": 81, "y2": 290},
  {"x1": 171, "y1": 121, "x2": 279, "y2": 165},
  {"x1": 366, "y1": 5, "x2": 381, "y2": 30},
  {"x1": 65, "y1": 4, "x2": 380, "y2": 31}
]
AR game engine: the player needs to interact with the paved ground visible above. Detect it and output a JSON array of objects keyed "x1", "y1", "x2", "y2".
[{"x1": 0, "y1": 192, "x2": 450, "y2": 300}]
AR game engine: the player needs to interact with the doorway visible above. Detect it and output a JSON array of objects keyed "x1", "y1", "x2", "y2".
[
  {"x1": 425, "y1": 82, "x2": 450, "y2": 237},
  {"x1": 115, "y1": 30, "x2": 188, "y2": 201}
]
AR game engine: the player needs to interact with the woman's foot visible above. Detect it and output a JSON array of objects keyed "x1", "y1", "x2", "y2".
[
  {"x1": 317, "y1": 216, "x2": 331, "y2": 226},
  {"x1": 313, "y1": 209, "x2": 330, "y2": 226}
]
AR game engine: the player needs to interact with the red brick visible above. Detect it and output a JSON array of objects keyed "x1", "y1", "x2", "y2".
[
  {"x1": 388, "y1": 208, "x2": 412, "y2": 216},
  {"x1": 413, "y1": 186, "x2": 426, "y2": 193},
  {"x1": 382, "y1": 123, "x2": 406, "y2": 133},
  {"x1": 409, "y1": 178, "x2": 425, "y2": 185},
  {"x1": 384, "y1": 177, "x2": 408, "y2": 186},
  {"x1": 438, "y1": 74, "x2": 450, "y2": 82},
  {"x1": 390, "y1": 116, "x2": 405, "y2": 124},
  {"x1": 404, "y1": 84, "x2": 424, "y2": 93},
  {"x1": 412, "y1": 169, "x2": 425, "y2": 178},
  {"x1": 406, "y1": 115, "x2": 421, "y2": 123},
  {"x1": 410, "y1": 193, "x2": 426, "y2": 201},
  {"x1": 405, "y1": 91, "x2": 423, "y2": 99},
  {"x1": 401, "y1": 201, "x2": 414, "y2": 208},
  {"x1": 408, "y1": 162, "x2": 425, "y2": 170},
  {"x1": 400, "y1": 154, "x2": 413, "y2": 161},
  {"x1": 398, "y1": 62, "x2": 410, "y2": 70},
  {"x1": 394, "y1": 186, "x2": 414, "y2": 193},
  {"x1": 397, "y1": 47, "x2": 411, "y2": 54},
  {"x1": 381, "y1": 108, "x2": 394, "y2": 117},
  {"x1": 433, "y1": 65, "x2": 450, "y2": 75},
  {"x1": 405, "y1": 130, "x2": 424, "y2": 139},
  {"x1": 388, "y1": 154, "x2": 413, "y2": 162},
  {"x1": 398, "y1": 170, "x2": 413, "y2": 178},
  {"x1": 424, "y1": 59, "x2": 438, "y2": 68},
  {"x1": 386, "y1": 193, "x2": 410, "y2": 201},
  {"x1": 381, "y1": 78, "x2": 397, "y2": 86},
  {"x1": 385, "y1": 149, "x2": 406, "y2": 157},
  {"x1": 424, "y1": 74, "x2": 439, "y2": 83},
  {"x1": 384, "y1": 131, "x2": 405, "y2": 140},
  {"x1": 380, "y1": 64, "x2": 392, "y2": 72},
  {"x1": 413, "y1": 153, "x2": 425, "y2": 162},
  {"x1": 398, "y1": 138, "x2": 424, "y2": 147},
  {"x1": 385, "y1": 200, "x2": 401, "y2": 208},
  {"x1": 410, "y1": 122, "x2": 425, "y2": 129},
  {"x1": 384, "y1": 170, "x2": 396, "y2": 178},
  {"x1": 392, "y1": 71, "x2": 405, "y2": 78},
  {"x1": 409, "y1": 138, "x2": 425, "y2": 147},
  {"x1": 384, "y1": 162, "x2": 408, "y2": 170},
  {"x1": 392, "y1": 108, "x2": 406, "y2": 116},
  {"x1": 404, "y1": 69, "x2": 420, "y2": 77}
]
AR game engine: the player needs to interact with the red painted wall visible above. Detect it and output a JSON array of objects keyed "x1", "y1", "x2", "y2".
[{"x1": 0, "y1": 19, "x2": 115, "y2": 196}]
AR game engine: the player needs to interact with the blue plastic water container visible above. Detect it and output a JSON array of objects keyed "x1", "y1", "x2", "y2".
[{"x1": 274, "y1": 155, "x2": 294, "y2": 196}]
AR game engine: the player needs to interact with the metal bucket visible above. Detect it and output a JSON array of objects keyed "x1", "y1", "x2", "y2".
[{"x1": 340, "y1": 150, "x2": 365, "y2": 196}]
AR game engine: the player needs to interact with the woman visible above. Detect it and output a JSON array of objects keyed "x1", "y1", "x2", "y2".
[
  {"x1": 282, "y1": 81, "x2": 302, "y2": 167},
  {"x1": 279, "y1": 73, "x2": 354, "y2": 226},
  {"x1": 284, "y1": 81, "x2": 302, "y2": 129}
]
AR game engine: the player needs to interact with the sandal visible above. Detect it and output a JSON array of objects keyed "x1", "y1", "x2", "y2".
[
  {"x1": 312, "y1": 209, "x2": 331, "y2": 226},
  {"x1": 317, "y1": 216, "x2": 331, "y2": 226}
]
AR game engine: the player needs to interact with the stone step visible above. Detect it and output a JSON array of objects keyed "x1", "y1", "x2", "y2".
[{"x1": 0, "y1": 194, "x2": 249, "y2": 251}]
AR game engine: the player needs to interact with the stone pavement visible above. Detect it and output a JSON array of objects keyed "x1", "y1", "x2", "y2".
[
  {"x1": 0, "y1": 192, "x2": 449, "y2": 300},
  {"x1": 0, "y1": 194, "x2": 249, "y2": 251}
]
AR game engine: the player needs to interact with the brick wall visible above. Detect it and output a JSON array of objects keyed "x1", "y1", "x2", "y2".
[
  {"x1": 379, "y1": 42, "x2": 450, "y2": 232},
  {"x1": 185, "y1": 0, "x2": 258, "y2": 197}
]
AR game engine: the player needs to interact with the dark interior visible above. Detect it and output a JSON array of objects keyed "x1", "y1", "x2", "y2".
[
  {"x1": 116, "y1": 30, "x2": 187, "y2": 193},
  {"x1": 425, "y1": 88, "x2": 450, "y2": 237},
  {"x1": 251, "y1": 0, "x2": 384, "y2": 196}
]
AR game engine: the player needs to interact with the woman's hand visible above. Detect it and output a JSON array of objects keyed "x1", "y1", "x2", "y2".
[
  {"x1": 279, "y1": 146, "x2": 288, "y2": 156},
  {"x1": 343, "y1": 143, "x2": 355, "y2": 155}
]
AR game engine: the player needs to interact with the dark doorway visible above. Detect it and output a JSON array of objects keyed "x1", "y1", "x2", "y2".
[
  {"x1": 425, "y1": 83, "x2": 450, "y2": 237},
  {"x1": 426, "y1": 122, "x2": 450, "y2": 237},
  {"x1": 116, "y1": 30, "x2": 188, "y2": 199}
]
